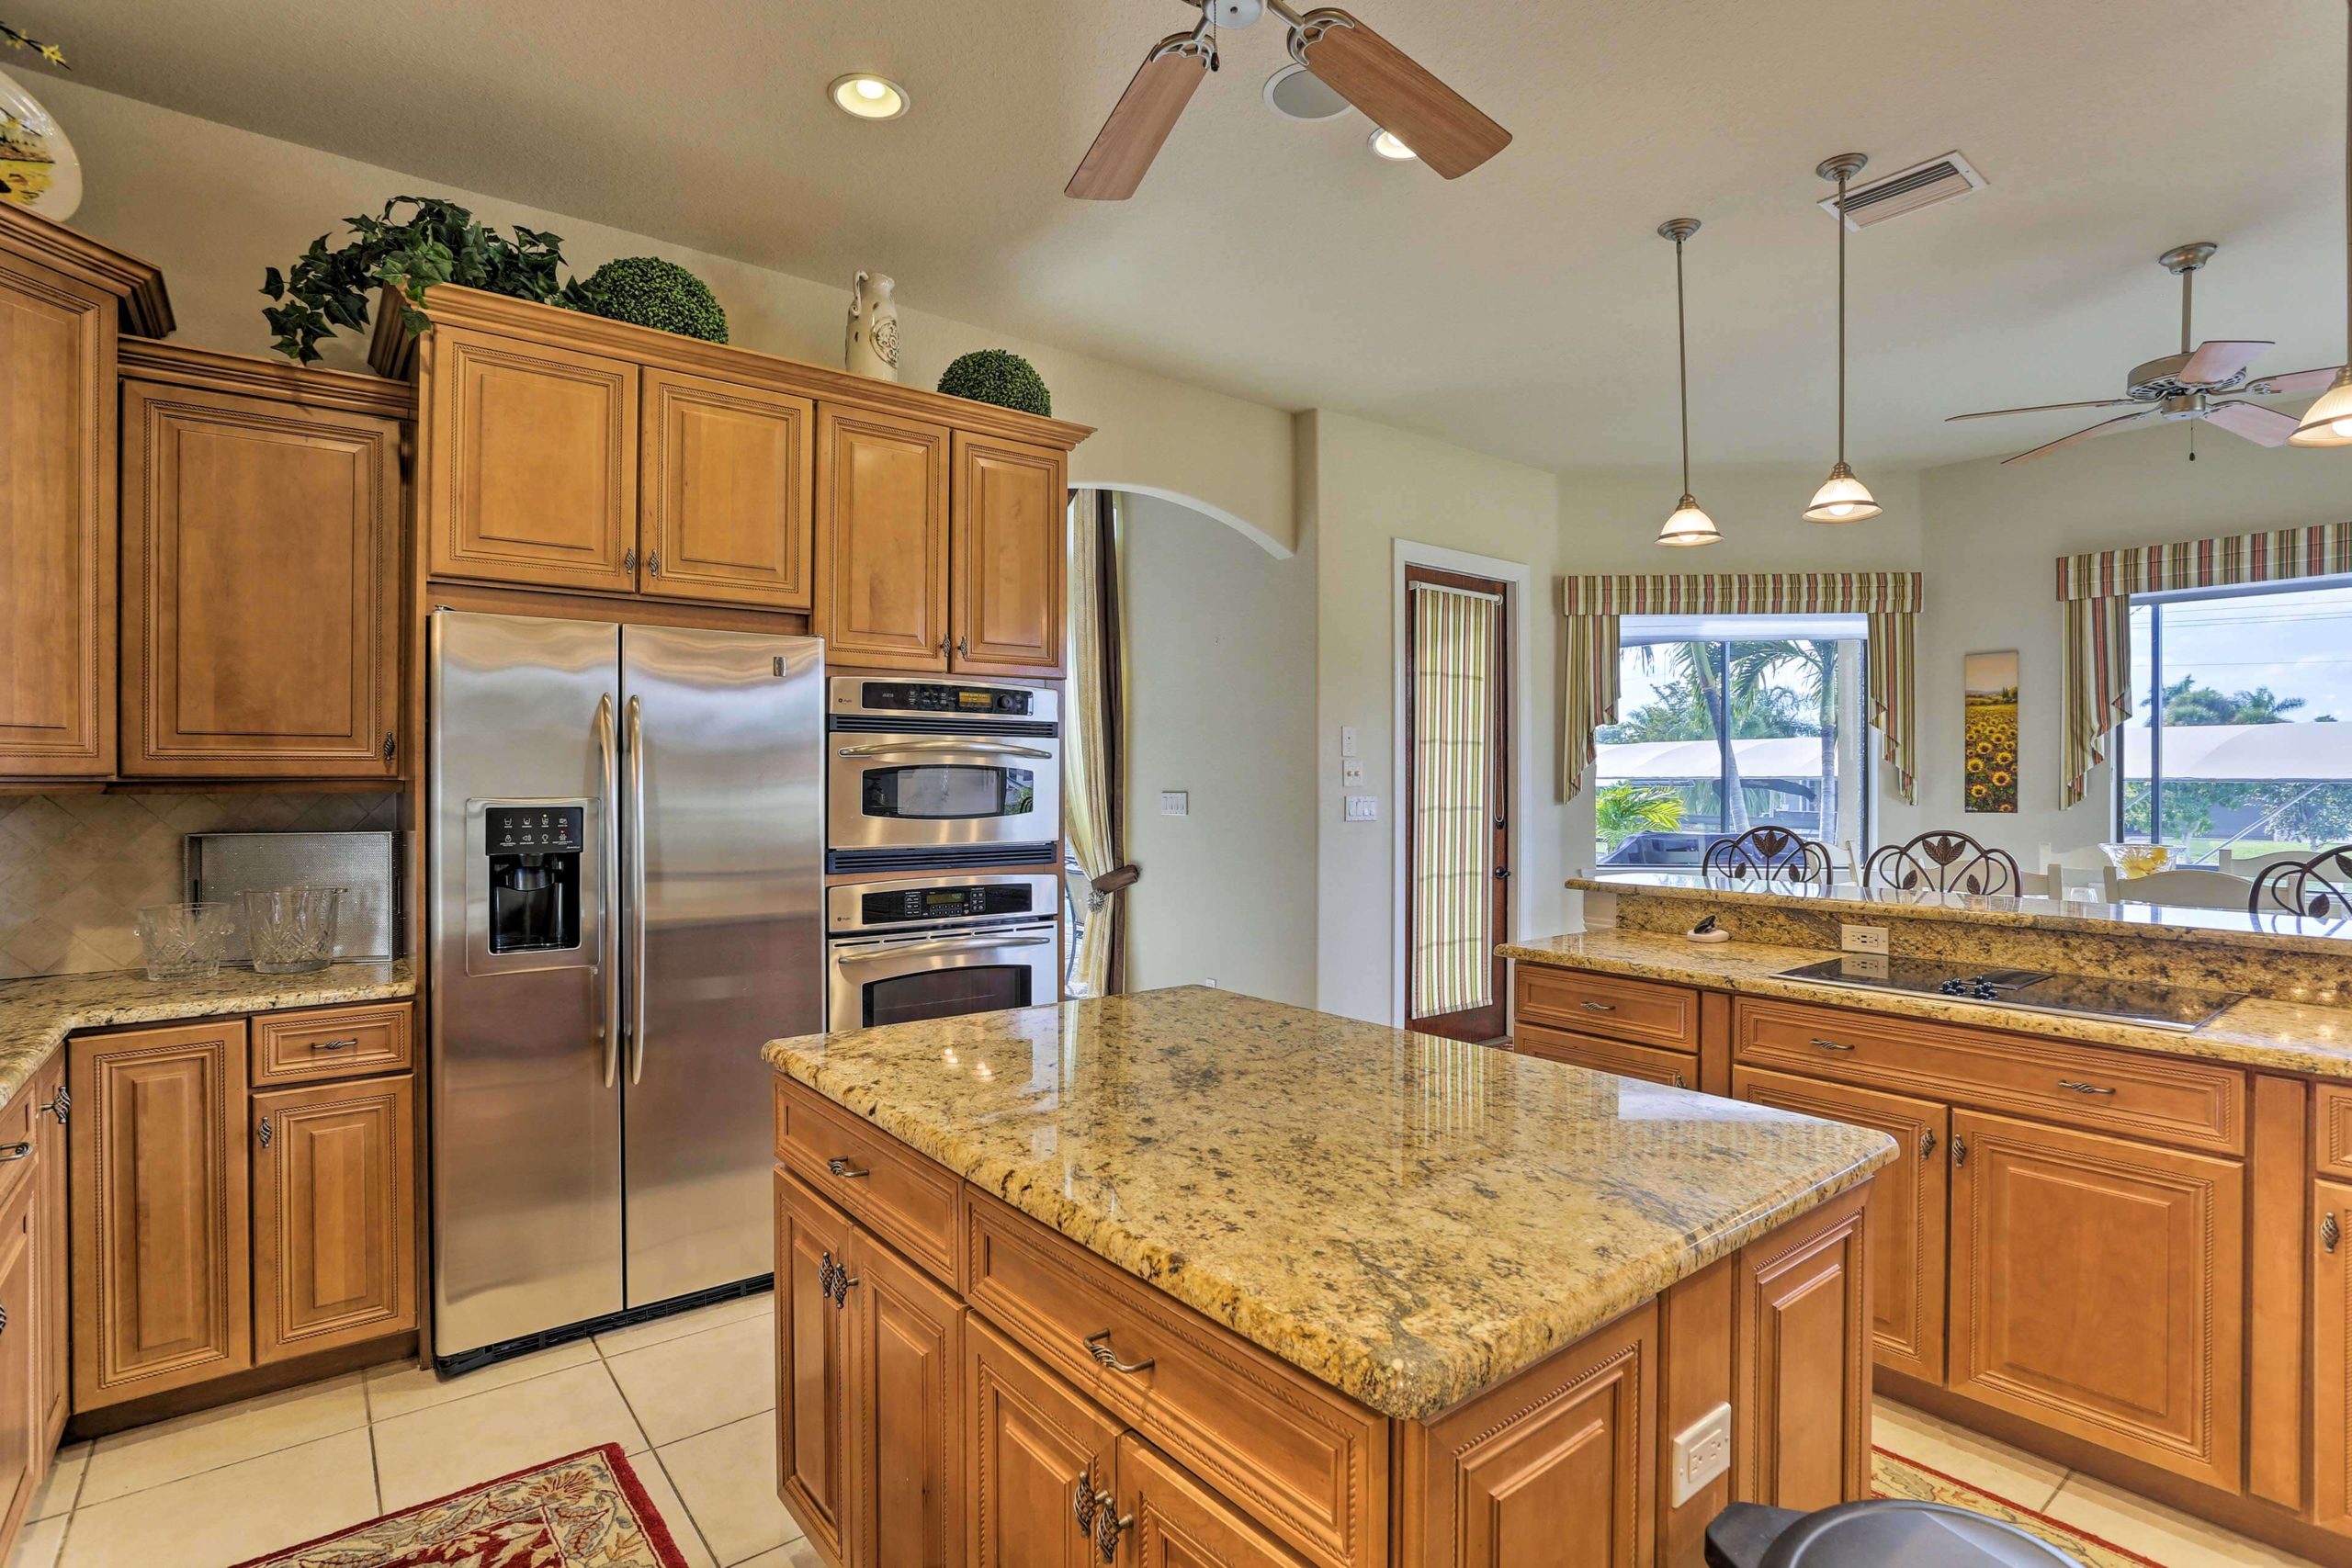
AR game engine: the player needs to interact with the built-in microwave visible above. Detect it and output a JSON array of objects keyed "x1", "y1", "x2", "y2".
[
  {"x1": 825, "y1": 676, "x2": 1060, "y2": 874},
  {"x1": 824, "y1": 873, "x2": 1059, "y2": 1029}
]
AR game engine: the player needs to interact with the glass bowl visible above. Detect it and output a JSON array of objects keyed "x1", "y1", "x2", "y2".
[{"x1": 2098, "y1": 842, "x2": 2172, "y2": 879}]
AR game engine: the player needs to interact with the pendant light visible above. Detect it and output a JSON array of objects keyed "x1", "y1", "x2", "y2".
[
  {"x1": 1656, "y1": 218, "x2": 1722, "y2": 547},
  {"x1": 2294, "y1": 1, "x2": 2352, "y2": 446},
  {"x1": 1804, "y1": 153, "x2": 1884, "y2": 523}
]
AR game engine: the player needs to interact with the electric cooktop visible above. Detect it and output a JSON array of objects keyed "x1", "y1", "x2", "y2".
[{"x1": 1774, "y1": 956, "x2": 2245, "y2": 1032}]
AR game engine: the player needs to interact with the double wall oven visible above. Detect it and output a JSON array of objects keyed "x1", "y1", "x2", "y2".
[{"x1": 824, "y1": 676, "x2": 1063, "y2": 1029}]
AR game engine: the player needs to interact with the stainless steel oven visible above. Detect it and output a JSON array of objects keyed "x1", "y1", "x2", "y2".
[
  {"x1": 825, "y1": 676, "x2": 1060, "y2": 874},
  {"x1": 825, "y1": 872, "x2": 1059, "y2": 1029}
]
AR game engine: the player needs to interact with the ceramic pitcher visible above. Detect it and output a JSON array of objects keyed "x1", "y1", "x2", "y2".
[{"x1": 845, "y1": 271, "x2": 899, "y2": 381}]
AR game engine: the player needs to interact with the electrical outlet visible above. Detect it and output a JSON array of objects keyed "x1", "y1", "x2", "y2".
[
  {"x1": 1203, "y1": 976, "x2": 1218, "y2": 988},
  {"x1": 1841, "y1": 923, "x2": 1889, "y2": 954},
  {"x1": 1669, "y1": 1403, "x2": 1733, "y2": 1505},
  {"x1": 1345, "y1": 795, "x2": 1379, "y2": 822},
  {"x1": 1341, "y1": 758, "x2": 1365, "y2": 786},
  {"x1": 1159, "y1": 791, "x2": 1189, "y2": 817}
]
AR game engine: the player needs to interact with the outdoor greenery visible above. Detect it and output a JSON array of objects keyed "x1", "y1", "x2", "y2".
[
  {"x1": 1596, "y1": 784, "x2": 1684, "y2": 852},
  {"x1": 938, "y1": 349, "x2": 1052, "y2": 416},
  {"x1": 1596, "y1": 639, "x2": 1848, "y2": 837},
  {"x1": 2124, "y1": 673, "x2": 2352, "y2": 852},
  {"x1": 570, "y1": 256, "x2": 728, "y2": 342}
]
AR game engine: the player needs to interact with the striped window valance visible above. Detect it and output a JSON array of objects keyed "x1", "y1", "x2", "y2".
[
  {"x1": 2054, "y1": 522, "x2": 2352, "y2": 807},
  {"x1": 1560, "y1": 570, "x2": 1923, "y2": 805}
]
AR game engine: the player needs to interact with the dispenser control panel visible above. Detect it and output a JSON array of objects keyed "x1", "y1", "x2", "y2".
[{"x1": 488, "y1": 806, "x2": 583, "y2": 853}]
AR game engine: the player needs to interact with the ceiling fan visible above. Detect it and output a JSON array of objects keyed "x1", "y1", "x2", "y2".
[
  {"x1": 1067, "y1": 0, "x2": 1510, "y2": 200},
  {"x1": 1946, "y1": 243, "x2": 2345, "y2": 464}
]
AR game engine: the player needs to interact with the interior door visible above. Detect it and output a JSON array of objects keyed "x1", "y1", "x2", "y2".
[
  {"x1": 622, "y1": 624, "x2": 823, "y2": 1305},
  {"x1": 1405, "y1": 568, "x2": 1510, "y2": 1042}
]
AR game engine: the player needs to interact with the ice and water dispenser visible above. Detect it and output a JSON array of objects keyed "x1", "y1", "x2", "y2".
[{"x1": 483, "y1": 804, "x2": 583, "y2": 954}]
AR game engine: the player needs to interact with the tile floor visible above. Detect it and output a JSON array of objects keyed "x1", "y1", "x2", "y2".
[{"x1": 9, "y1": 1293, "x2": 820, "y2": 1568}]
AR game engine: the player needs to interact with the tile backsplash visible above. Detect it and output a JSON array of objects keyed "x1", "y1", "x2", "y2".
[{"x1": 0, "y1": 794, "x2": 401, "y2": 978}]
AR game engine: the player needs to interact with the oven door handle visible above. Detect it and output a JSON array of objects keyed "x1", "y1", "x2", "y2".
[
  {"x1": 834, "y1": 933, "x2": 1055, "y2": 964},
  {"x1": 834, "y1": 739, "x2": 1056, "y2": 761}
]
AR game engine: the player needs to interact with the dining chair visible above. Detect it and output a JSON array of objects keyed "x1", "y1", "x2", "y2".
[
  {"x1": 2101, "y1": 865, "x2": 2257, "y2": 910},
  {"x1": 1864, "y1": 830, "x2": 2024, "y2": 896},
  {"x1": 1700, "y1": 827, "x2": 1833, "y2": 890},
  {"x1": 2221, "y1": 846, "x2": 2322, "y2": 879},
  {"x1": 2249, "y1": 845, "x2": 2352, "y2": 919}
]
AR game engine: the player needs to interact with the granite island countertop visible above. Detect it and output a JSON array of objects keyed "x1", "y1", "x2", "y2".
[
  {"x1": 763, "y1": 986, "x2": 1894, "y2": 1422},
  {"x1": 0, "y1": 961, "x2": 416, "y2": 1111}
]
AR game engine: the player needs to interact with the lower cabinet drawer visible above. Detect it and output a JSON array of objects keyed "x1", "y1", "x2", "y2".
[
  {"x1": 252, "y1": 1001, "x2": 413, "y2": 1086},
  {"x1": 1516, "y1": 966, "x2": 1699, "y2": 1051},
  {"x1": 775, "y1": 1076, "x2": 960, "y2": 1284},
  {"x1": 1515, "y1": 1024, "x2": 1694, "y2": 1089},
  {"x1": 965, "y1": 1193, "x2": 1384, "y2": 1568}
]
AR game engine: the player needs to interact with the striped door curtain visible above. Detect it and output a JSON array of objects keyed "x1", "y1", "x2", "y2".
[
  {"x1": 1410, "y1": 583, "x2": 1498, "y2": 1019},
  {"x1": 1560, "y1": 571, "x2": 1924, "y2": 803},
  {"x1": 2056, "y1": 522, "x2": 2352, "y2": 807}
]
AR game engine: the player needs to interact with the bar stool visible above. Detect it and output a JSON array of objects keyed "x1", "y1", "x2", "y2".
[{"x1": 1706, "y1": 1500, "x2": 2083, "y2": 1567}]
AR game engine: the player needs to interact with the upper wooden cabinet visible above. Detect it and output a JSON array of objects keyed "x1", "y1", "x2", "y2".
[
  {"x1": 119, "y1": 350, "x2": 406, "y2": 776},
  {"x1": 817, "y1": 405, "x2": 950, "y2": 669},
  {"x1": 951, "y1": 433, "x2": 1066, "y2": 676},
  {"x1": 0, "y1": 207, "x2": 168, "y2": 779},
  {"x1": 641, "y1": 370, "x2": 813, "y2": 610}
]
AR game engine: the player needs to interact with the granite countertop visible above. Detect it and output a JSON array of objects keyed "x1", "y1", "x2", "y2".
[
  {"x1": 1504, "y1": 930, "x2": 2352, "y2": 1078},
  {"x1": 0, "y1": 961, "x2": 417, "y2": 1111},
  {"x1": 763, "y1": 986, "x2": 1894, "y2": 1422},
  {"x1": 1572, "y1": 872, "x2": 2352, "y2": 955}
]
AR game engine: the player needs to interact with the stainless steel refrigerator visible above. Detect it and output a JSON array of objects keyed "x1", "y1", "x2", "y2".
[{"x1": 429, "y1": 609, "x2": 822, "y2": 1371}]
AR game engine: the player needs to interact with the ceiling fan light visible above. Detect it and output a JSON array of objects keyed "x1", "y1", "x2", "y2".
[
  {"x1": 1657, "y1": 495, "x2": 1722, "y2": 547},
  {"x1": 2290, "y1": 370, "x2": 2352, "y2": 447},
  {"x1": 1803, "y1": 463, "x2": 1883, "y2": 524}
]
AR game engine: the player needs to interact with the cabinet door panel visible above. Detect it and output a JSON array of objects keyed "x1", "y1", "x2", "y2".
[
  {"x1": 1117, "y1": 1432, "x2": 1310, "y2": 1568},
  {"x1": 28, "y1": 1055, "x2": 64, "y2": 1449},
  {"x1": 426, "y1": 328, "x2": 637, "y2": 591},
  {"x1": 252, "y1": 1075, "x2": 415, "y2": 1362},
  {"x1": 1949, "y1": 1111, "x2": 2243, "y2": 1490},
  {"x1": 0, "y1": 1179, "x2": 39, "y2": 1544},
  {"x1": 950, "y1": 433, "x2": 1064, "y2": 675},
  {"x1": 856, "y1": 1234, "x2": 963, "y2": 1568},
  {"x1": 70, "y1": 1020, "x2": 252, "y2": 1408},
  {"x1": 776, "y1": 1168, "x2": 856, "y2": 1563},
  {"x1": 967, "y1": 1317, "x2": 1119, "y2": 1568},
  {"x1": 1736, "y1": 1190, "x2": 1870, "y2": 1511},
  {"x1": 121, "y1": 380, "x2": 401, "y2": 775},
  {"x1": 640, "y1": 370, "x2": 813, "y2": 609},
  {"x1": 817, "y1": 405, "x2": 949, "y2": 671},
  {"x1": 2316, "y1": 1179, "x2": 2352, "y2": 1529},
  {"x1": 0, "y1": 254, "x2": 114, "y2": 776},
  {"x1": 1735, "y1": 1068, "x2": 1947, "y2": 1383}
]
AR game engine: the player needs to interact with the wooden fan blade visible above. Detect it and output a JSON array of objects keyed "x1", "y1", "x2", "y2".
[
  {"x1": 2000, "y1": 409, "x2": 2160, "y2": 465},
  {"x1": 2178, "y1": 339, "x2": 2273, "y2": 385},
  {"x1": 1067, "y1": 34, "x2": 1210, "y2": 200},
  {"x1": 1946, "y1": 398, "x2": 2137, "y2": 423},
  {"x1": 1295, "y1": 9, "x2": 1510, "y2": 178},
  {"x1": 2243, "y1": 366, "x2": 2346, "y2": 396},
  {"x1": 2205, "y1": 400, "x2": 2300, "y2": 447}
]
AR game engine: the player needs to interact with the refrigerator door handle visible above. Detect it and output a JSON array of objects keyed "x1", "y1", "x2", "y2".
[
  {"x1": 595, "y1": 694, "x2": 621, "y2": 1090},
  {"x1": 627, "y1": 694, "x2": 649, "y2": 1086}
]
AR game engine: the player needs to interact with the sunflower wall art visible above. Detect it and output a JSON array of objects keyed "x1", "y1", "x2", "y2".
[{"x1": 1963, "y1": 650, "x2": 2019, "y2": 814}]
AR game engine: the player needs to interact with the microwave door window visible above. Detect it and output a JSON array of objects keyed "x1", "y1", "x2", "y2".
[
  {"x1": 864, "y1": 764, "x2": 1035, "y2": 819},
  {"x1": 864, "y1": 964, "x2": 1033, "y2": 1027}
]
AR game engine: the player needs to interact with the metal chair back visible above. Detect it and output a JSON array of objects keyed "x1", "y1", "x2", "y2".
[
  {"x1": 1864, "y1": 831, "x2": 2023, "y2": 897},
  {"x1": 1700, "y1": 827, "x2": 1832, "y2": 890}
]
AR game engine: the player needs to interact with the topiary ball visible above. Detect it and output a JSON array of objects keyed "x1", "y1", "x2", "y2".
[
  {"x1": 572, "y1": 256, "x2": 727, "y2": 343},
  {"x1": 938, "y1": 349, "x2": 1051, "y2": 417}
]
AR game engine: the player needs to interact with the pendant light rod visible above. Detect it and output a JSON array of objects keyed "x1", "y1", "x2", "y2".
[
  {"x1": 1817, "y1": 152, "x2": 1867, "y2": 462},
  {"x1": 1660, "y1": 217, "x2": 1700, "y2": 497}
]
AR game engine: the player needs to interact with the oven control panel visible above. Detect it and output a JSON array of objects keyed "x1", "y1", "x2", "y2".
[
  {"x1": 860, "y1": 884, "x2": 1037, "y2": 925},
  {"x1": 860, "y1": 681, "x2": 1034, "y2": 717}
]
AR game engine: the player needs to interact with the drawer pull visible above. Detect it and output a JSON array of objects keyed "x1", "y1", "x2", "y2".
[
  {"x1": 2326, "y1": 1212, "x2": 2343, "y2": 1256},
  {"x1": 1073, "y1": 1469, "x2": 1101, "y2": 1533},
  {"x1": 41, "y1": 1089, "x2": 66, "y2": 1125},
  {"x1": 1093, "y1": 1504, "x2": 1133, "y2": 1563},
  {"x1": 0, "y1": 1143, "x2": 28, "y2": 1164},
  {"x1": 1083, "y1": 1329, "x2": 1155, "y2": 1375},
  {"x1": 1809, "y1": 1037, "x2": 1855, "y2": 1052},
  {"x1": 825, "y1": 1156, "x2": 871, "y2": 1180},
  {"x1": 2056, "y1": 1079, "x2": 2116, "y2": 1096},
  {"x1": 1578, "y1": 1001, "x2": 1618, "y2": 1013},
  {"x1": 314, "y1": 1037, "x2": 360, "y2": 1052}
]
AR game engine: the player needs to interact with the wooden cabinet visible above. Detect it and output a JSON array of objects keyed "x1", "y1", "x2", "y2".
[
  {"x1": 1118, "y1": 1431, "x2": 1311, "y2": 1568},
  {"x1": 1516, "y1": 1024, "x2": 1692, "y2": 1089},
  {"x1": 425, "y1": 327, "x2": 639, "y2": 592},
  {"x1": 1736, "y1": 1068, "x2": 1946, "y2": 1383},
  {"x1": 2316, "y1": 1178, "x2": 2352, "y2": 1530},
  {"x1": 119, "y1": 373, "x2": 403, "y2": 776},
  {"x1": 251, "y1": 1075, "x2": 415, "y2": 1363},
  {"x1": 1735, "y1": 1188, "x2": 1871, "y2": 1513},
  {"x1": 0, "y1": 1176, "x2": 40, "y2": 1549},
  {"x1": 28, "y1": 1057, "x2": 64, "y2": 1450},
  {"x1": 856, "y1": 1235, "x2": 963, "y2": 1568},
  {"x1": 1948, "y1": 1110, "x2": 2243, "y2": 1490},
  {"x1": 967, "y1": 1316, "x2": 1121, "y2": 1568},
  {"x1": 818, "y1": 405, "x2": 951, "y2": 670},
  {"x1": 777, "y1": 1168, "x2": 856, "y2": 1564},
  {"x1": 950, "y1": 433, "x2": 1065, "y2": 675},
  {"x1": 640, "y1": 369, "x2": 813, "y2": 609}
]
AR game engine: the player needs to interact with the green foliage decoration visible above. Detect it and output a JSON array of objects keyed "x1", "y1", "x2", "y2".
[
  {"x1": 567, "y1": 256, "x2": 728, "y2": 343},
  {"x1": 938, "y1": 349, "x2": 1052, "y2": 417},
  {"x1": 261, "y1": 196, "x2": 568, "y2": 363}
]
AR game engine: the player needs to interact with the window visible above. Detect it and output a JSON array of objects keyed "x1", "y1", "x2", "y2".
[
  {"x1": 1593, "y1": 615, "x2": 1870, "y2": 867},
  {"x1": 2119, "y1": 579, "x2": 2352, "y2": 864}
]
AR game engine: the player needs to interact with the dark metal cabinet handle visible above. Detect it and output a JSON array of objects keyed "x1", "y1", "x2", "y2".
[
  {"x1": 826, "y1": 1157, "x2": 871, "y2": 1180},
  {"x1": 2326, "y1": 1212, "x2": 2342, "y2": 1256},
  {"x1": 1072, "y1": 1470, "x2": 1100, "y2": 1534},
  {"x1": 1578, "y1": 1000, "x2": 1616, "y2": 1013},
  {"x1": 1672, "y1": 1071, "x2": 1687, "y2": 1089},
  {"x1": 622, "y1": 547, "x2": 637, "y2": 572},
  {"x1": 42, "y1": 1089, "x2": 66, "y2": 1126},
  {"x1": 1919, "y1": 1129, "x2": 1937, "y2": 1161},
  {"x1": 0, "y1": 1304, "x2": 11, "y2": 1333},
  {"x1": 1810, "y1": 1037, "x2": 1855, "y2": 1053},
  {"x1": 1094, "y1": 1505, "x2": 1132, "y2": 1563},
  {"x1": 256, "y1": 1118, "x2": 273, "y2": 1149},
  {"x1": 1951, "y1": 1133, "x2": 1968, "y2": 1168},
  {"x1": 315, "y1": 1037, "x2": 360, "y2": 1052},
  {"x1": 381, "y1": 732, "x2": 397, "y2": 763},
  {"x1": 817, "y1": 1250, "x2": 839, "y2": 1300},
  {"x1": 0, "y1": 1144, "x2": 29, "y2": 1164},
  {"x1": 831, "y1": 1269, "x2": 857, "y2": 1309},
  {"x1": 956, "y1": 636, "x2": 969, "y2": 659},
  {"x1": 1083, "y1": 1329, "x2": 1154, "y2": 1374},
  {"x1": 2056, "y1": 1079, "x2": 2116, "y2": 1096},
  {"x1": 936, "y1": 637, "x2": 947, "y2": 657},
  {"x1": 647, "y1": 551, "x2": 662, "y2": 576}
]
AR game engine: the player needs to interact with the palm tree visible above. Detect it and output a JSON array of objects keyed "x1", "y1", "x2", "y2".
[
  {"x1": 1738, "y1": 640, "x2": 1841, "y2": 842},
  {"x1": 1627, "y1": 642, "x2": 1792, "y2": 831},
  {"x1": 2231, "y1": 686, "x2": 2306, "y2": 724}
]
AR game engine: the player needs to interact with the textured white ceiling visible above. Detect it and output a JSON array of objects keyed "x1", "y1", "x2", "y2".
[{"x1": 15, "y1": 0, "x2": 2347, "y2": 470}]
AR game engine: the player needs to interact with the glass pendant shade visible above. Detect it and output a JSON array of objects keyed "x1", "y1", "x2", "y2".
[
  {"x1": 1657, "y1": 495, "x2": 1722, "y2": 547},
  {"x1": 2290, "y1": 370, "x2": 2352, "y2": 447},
  {"x1": 1802, "y1": 462, "x2": 1883, "y2": 524}
]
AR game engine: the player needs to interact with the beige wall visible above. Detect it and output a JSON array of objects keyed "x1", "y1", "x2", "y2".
[
  {"x1": 1120, "y1": 494, "x2": 1316, "y2": 1005},
  {"x1": 39, "y1": 78, "x2": 1297, "y2": 553}
]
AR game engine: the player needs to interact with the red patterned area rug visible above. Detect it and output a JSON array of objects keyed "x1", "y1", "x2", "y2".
[
  {"x1": 232, "y1": 1442, "x2": 690, "y2": 1568},
  {"x1": 1873, "y1": 1447, "x2": 2164, "y2": 1567}
]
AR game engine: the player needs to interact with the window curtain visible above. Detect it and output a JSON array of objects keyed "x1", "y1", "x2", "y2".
[
  {"x1": 2055, "y1": 522, "x2": 2352, "y2": 807},
  {"x1": 1064, "y1": 488, "x2": 1134, "y2": 997},
  {"x1": 1410, "y1": 582, "x2": 1498, "y2": 1018},
  {"x1": 1560, "y1": 571, "x2": 1924, "y2": 803}
]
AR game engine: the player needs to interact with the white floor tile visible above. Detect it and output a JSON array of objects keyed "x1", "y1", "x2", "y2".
[
  {"x1": 80, "y1": 1373, "x2": 368, "y2": 1506},
  {"x1": 2041, "y1": 1472, "x2": 2324, "y2": 1568},
  {"x1": 594, "y1": 1292, "x2": 774, "y2": 1359},
  {"x1": 731, "y1": 1542, "x2": 829, "y2": 1568},
  {"x1": 659, "y1": 1414, "x2": 805, "y2": 1567},
  {"x1": 633, "y1": 1451, "x2": 718, "y2": 1568},
  {"x1": 608, "y1": 1314, "x2": 776, "y2": 1447},
  {"x1": 364, "y1": 1336, "x2": 601, "y2": 1422},
  {"x1": 6, "y1": 1515, "x2": 63, "y2": 1568},
  {"x1": 371, "y1": 1361, "x2": 648, "y2": 1510},
  {"x1": 57, "y1": 1428, "x2": 377, "y2": 1568},
  {"x1": 1871, "y1": 1397, "x2": 2069, "y2": 1513},
  {"x1": 25, "y1": 1443, "x2": 85, "y2": 1523}
]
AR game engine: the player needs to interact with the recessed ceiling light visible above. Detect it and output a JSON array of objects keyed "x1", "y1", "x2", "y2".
[
  {"x1": 1263, "y1": 63, "x2": 1349, "y2": 120},
  {"x1": 1368, "y1": 128, "x2": 1418, "y2": 163},
  {"x1": 830, "y1": 73, "x2": 909, "y2": 121}
]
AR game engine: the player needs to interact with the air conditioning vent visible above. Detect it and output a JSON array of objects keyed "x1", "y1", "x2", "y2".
[{"x1": 1818, "y1": 152, "x2": 1986, "y2": 230}]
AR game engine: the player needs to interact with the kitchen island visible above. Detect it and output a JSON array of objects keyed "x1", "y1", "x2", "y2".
[{"x1": 764, "y1": 986, "x2": 1892, "y2": 1568}]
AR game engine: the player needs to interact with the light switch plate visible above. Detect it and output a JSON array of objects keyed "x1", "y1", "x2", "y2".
[
  {"x1": 1160, "y1": 791, "x2": 1189, "y2": 817},
  {"x1": 1342, "y1": 759, "x2": 1365, "y2": 786},
  {"x1": 1669, "y1": 1402, "x2": 1733, "y2": 1506},
  {"x1": 1345, "y1": 795, "x2": 1379, "y2": 822}
]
